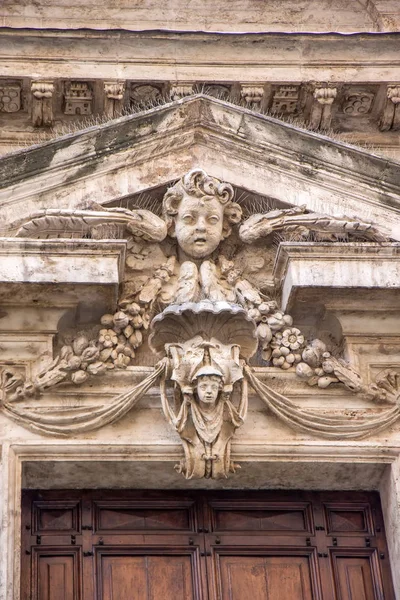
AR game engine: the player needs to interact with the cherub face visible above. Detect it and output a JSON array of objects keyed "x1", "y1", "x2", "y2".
[
  {"x1": 196, "y1": 375, "x2": 222, "y2": 405},
  {"x1": 175, "y1": 195, "x2": 224, "y2": 259}
]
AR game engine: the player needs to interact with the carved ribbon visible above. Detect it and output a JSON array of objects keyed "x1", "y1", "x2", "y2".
[
  {"x1": 1, "y1": 362, "x2": 164, "y2": 436},
  {"x1": 244, "y1": 366, "x2": 400, "y2": 439}
]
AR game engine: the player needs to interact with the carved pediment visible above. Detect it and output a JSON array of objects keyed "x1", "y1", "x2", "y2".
[
  {"x1": 1, "y1": 165, "x2": 399, "y2": 480},
  {"x1": 0, "y1": 96, "x2": 399, "y2": 240},
  {"x1": 0, "y1": 97, "x2": 400, "y2": 479}
]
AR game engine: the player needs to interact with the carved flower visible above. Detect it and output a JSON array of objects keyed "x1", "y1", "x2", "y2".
[
  {"x1": 280, "y1": 328, "x2": 305, "y2": 351},
  {"x1": 270, "y1": 328, "x2": 304, "y2": 370},
  {"x1": 98, "y1": 329, "x2": 118, "y2": 348}
]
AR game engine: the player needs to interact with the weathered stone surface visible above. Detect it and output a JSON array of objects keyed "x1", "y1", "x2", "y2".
[
  {"x1": 275, "y1": 242, "x2": 400, "y2": 310},
  {"x1": 1, "y1": 0, "x2": 399, "y2": 32}
]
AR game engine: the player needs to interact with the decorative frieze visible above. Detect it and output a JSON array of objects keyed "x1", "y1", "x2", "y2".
[
  {"x1": 270, "y1": 85, "x2": 299, "y2": 114},
  {"x1": 0, "y1": 84, "x2": 21, "y2": 113},
  {"x1": 0, "y1": 78, "x2": 397, "y2": 161},
  {"x1": 31, "y1": 80, "x2": 54, "y2": 127},
  {"x1": 64, "y1": 81, "x2": 92, "y2": 116},
  {"x1": 103, "y1": 80, "x2": 125, "y2": 117},
  {"x1": 380, "y1": 85, "x2": 400, "y2": 131}
]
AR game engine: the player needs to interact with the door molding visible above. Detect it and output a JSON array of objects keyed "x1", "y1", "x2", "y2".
[{"x1": 1, "y1": 441, "x2": 400, "y2": 599}]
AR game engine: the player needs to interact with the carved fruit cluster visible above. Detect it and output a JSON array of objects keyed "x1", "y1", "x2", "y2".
[
  {"x1": 295, "y1": 339, "x2": 341, "y2": 389},
  {"x1": 248, "y1": 301, "x2": 296, "y2": 361},
  {"x1": 60, "y1": 337, "x2": 105, "y2": 385},
  {"x1": 96, "y1": 303, "x2": 149, "y2": 369},
  {"x1": 256, "y1": 311, "x2": 342, "y2": 389}
]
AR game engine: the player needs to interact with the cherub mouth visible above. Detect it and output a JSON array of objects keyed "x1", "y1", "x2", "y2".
[{"x1": 194, "y1": 237, "x2": 207, "y2": 244}]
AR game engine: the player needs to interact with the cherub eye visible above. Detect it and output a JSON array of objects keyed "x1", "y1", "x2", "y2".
[
  {"x1": 208, "y1": 215, "x2": 220, "y2": 224},
  {"x1": 182, "y1": 214, "x2": 195, "y2": 224}
]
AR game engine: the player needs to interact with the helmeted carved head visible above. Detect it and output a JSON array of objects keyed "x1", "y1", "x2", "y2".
[
  {"x1": 162, "y1": 169, "x2": 242, "y2": 259},
  {"x1": 192, "y1": 365, "x2": 224, "y2": 406}
]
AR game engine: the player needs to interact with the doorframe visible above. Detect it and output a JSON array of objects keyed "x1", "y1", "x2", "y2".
[{"x1": 1, "y1": 441, "x2": 400, "y2": 600}]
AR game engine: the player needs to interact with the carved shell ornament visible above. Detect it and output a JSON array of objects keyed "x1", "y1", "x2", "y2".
[{"x1": 1, "y1": 168, "x2": 399, "y2": 479}]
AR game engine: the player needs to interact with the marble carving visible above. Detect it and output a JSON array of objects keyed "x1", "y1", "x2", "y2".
[{"x1": 1, "y1": 168, "x2": 399, "y2": 478}]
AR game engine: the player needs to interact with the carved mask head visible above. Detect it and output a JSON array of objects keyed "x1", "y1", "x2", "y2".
[
  {"x1": 196, "y1": 374, "x2": 223, "y2": 405},
  {"x1": 162, "y1": 169, "x2": 242, "y2": 259}
]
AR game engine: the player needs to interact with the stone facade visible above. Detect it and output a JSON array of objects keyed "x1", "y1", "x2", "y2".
[{"x1": 0, "y1": 3, "x2": 400, "y2": 598}]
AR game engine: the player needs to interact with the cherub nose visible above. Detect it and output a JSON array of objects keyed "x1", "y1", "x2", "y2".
[{"x1": 196, "y1": 217, "x2": 207, "y2": 231}]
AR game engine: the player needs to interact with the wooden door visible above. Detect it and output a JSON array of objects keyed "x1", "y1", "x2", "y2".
[{"x1": 21, "y1": 490, "x2": 395, "y2": 600}]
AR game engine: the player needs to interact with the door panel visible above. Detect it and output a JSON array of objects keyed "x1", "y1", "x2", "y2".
[
  {"x1": 99, "y1": 554, "x2": 195, "y2": 600},
  {"x1": 209, "y1": 500, "x2": 313, "y2": 534},
  {"x1": 33, "y1": 549, "x2": 81, "y2": 600},
  {"x1": 332, "y1": 551, "x2": 384, "y2": 600},
  {"x1": 218, "y1": 555, "x2": 314, "y2": 600},
  {"x1": 21, "y1": 490, "x2": 395, "y2": 600}
]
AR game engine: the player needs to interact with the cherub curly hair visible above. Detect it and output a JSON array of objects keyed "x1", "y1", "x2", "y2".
[{"x1": 162, "y1": 168, "x2": 242, "y2": 239}]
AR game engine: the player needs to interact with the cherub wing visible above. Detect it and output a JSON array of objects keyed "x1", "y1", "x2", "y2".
[
  {"x1": 15, "y1": 207, "x2": 167, "y2": 242},
  {"x1": 239, "y1": 206, "x2": 389, "y2": 243}
]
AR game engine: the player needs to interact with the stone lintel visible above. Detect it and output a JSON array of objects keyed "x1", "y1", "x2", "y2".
[
  {"x1": 0, "y1": 238, "x2": 126, "y2": 284},
  {"x1": 275, "y1": 242, "x2": 400, "y2": 312},
  {"x1": 0, "y1": 30, "x2": 400, "y2": 80}
]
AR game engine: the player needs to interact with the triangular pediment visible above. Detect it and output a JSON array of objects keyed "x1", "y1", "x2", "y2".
[{"x1": 0, "y1": 94, "x2": 399, "y2": 239}]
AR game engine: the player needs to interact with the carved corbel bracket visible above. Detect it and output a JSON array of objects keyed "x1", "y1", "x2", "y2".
[
  {"x1": 153, "y1": 301, "x2": 256, "y2": 479},
  {"x1": 103, "y1": 80, "x2": 126, "y2": 117},
  {"x1": 309, "y1": 86, "x2": 337, "y2": 130},
  {"x1": 379, "y1": 85, "x2": 400, "y2": 131},
  {"x1": 170, "y1": 83, "x2": 195, "y2": 100},
  {"x1": 31, "y1": 80, "x2": 55, "y2": 127},
  {"x1": 240, "y1": 85, "x2": 264, "y2": 111}
]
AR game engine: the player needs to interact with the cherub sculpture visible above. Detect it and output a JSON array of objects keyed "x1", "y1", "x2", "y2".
[{"x1": 14, "y1": 168, "x2": 388, "y2": 378}]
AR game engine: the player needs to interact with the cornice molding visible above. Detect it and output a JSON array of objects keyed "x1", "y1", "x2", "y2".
[{"x1": 0, "y1": 96, "x2": 399, "y2": 238}]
